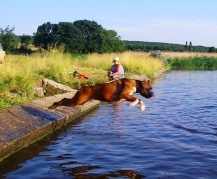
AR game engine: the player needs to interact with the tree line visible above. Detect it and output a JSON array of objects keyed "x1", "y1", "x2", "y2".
[
  {"x1": 0, "y1": 19, "x2": 216, "y2": 54},
  {"x1": 125, "y1": 41, "x2": 216, "y2": 53},
  {"x1": 33, "y1": 20, "x2": 126, "y2": 53}
]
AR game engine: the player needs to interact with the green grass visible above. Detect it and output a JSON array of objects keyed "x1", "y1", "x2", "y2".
[
  {"x1": 0, "y1": 50, "x2": 166, "y2": 109},
  {"x1": 168, "y1": 56, "x2": 217, "y2": 70}
]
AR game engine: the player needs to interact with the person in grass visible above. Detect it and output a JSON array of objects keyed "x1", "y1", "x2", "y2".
[{"x1": 108, "y1": 57, "x2": 124, "y2": 81}]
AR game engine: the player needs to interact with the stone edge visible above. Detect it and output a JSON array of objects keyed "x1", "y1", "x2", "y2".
[{"x1": 0, "y1": 92, "x2": 100, "y2": 162}]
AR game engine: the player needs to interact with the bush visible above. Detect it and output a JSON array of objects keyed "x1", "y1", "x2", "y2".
[{"x1": 150, "y1": 50, "x2": 169, "y2": 67}]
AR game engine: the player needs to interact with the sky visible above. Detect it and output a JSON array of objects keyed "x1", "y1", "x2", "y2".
[{"x1": 1, "y1": 0, "x2": 217, "y2": 47}]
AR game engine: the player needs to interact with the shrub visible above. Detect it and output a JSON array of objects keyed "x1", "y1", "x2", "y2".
[{"x1": 150, "y1": 50, "x2": 169, "y2": 67}]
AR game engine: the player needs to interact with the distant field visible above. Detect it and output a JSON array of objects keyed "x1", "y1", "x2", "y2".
[
  {"x1": 161, "y1": 52, "x2": 217, "y2": 58},
  {"x1": 128, "y1": 51, "x2": 217, "y2": 59}
]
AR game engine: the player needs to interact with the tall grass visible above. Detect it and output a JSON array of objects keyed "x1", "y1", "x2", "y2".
[
  {"x1": 82, "y1": 51, "x2": 165, "y2": 77},
  {"x1": 162, "y1": 52, "x2": 217, "y2": 58},
  {"x1": 168, "y1": 56, "x2": 217, "y2": 69},
  {"x1": 0, "y1": 50, "x2": 166, "y2": 109}
]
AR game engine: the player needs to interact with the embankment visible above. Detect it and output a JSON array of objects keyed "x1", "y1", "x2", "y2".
[{"x1": 0, "y1": 82, "x2": 100, "y2": 162}]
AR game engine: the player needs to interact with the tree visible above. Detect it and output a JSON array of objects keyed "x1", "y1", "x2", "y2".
[
  {"x1": 189, "y1": 41, "x2": 193, "y2": 52},
  {"x1": 185, "y1": 41, "x2": 188, "y2": 51},
  {"x1": 20, "y1": 35, "x2": 33, "y2": 47},
  {"x1": 208, "y1": 47, "x2": 216, "y2": 53},
  {"x1": 33, "y1": 22, "x2": 59, "y2": 50},
  {"x1": 0, "y1": 26, "x2": 19, "y2": 53},
  {"x1": 33, "y1": 22, "x2": 85, "y2": 53},
  {"x1": 73, "y1": 20, "x2": 105, "y2": 53},
  {"x1": 103, "y1": 30, "x2": 126, "y2": 52},
  {"x1": 57, "y1": 22, "x2": 85, "y2": 53},
  {"x1": 34, "y1": 20, "x2": 125, "y2": 53},
  {"x1": 73, "y1": 20, "x2": 126, "y2": 53}
]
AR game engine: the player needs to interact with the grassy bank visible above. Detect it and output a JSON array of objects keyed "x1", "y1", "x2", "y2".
[
  {"x1": 167, "y1": 55, "x2": 217, "y2": 70},
  {"x1": 0, "y1": 51, "x2": 166, "y2": 109},
  {"x1": 158, "y1": 51, "x2": 217, "y2": 69},
  {"x1": 163, "y1": 52, "x2": 217, "y2": 58}
]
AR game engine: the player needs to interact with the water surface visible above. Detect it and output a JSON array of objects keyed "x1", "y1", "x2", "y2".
[{"x1": 1, "y1": 71, "x2": 217, "y2": 179}]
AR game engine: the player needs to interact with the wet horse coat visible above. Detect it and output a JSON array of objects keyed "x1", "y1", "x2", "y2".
[{"x1": 48, "y1": 78, "x2": 153, "y2": 111}]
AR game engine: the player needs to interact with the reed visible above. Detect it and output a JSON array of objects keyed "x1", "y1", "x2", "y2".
[
  {"x1": 0, "y1": 50, "x2": 166, "y2": 109},
  {"x1": 168, "y1": 56, "x2": 217, "y2": 69}
]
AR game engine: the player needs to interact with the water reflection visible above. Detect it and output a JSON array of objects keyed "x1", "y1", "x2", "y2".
[{"x1": 62, "y1": 166, "x2": 143, "y2": 179}]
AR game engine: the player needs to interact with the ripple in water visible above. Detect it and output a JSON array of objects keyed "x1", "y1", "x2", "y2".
[{"x1": 1, "y1": 71, "x2": 217, "y2": 179}]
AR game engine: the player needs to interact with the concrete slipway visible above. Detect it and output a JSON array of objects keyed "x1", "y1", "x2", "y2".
[{"x1": 0, "y1": 90, "x2": 100, "y2": 162}]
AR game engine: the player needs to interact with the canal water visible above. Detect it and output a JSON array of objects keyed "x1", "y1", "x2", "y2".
[{"x1": 1, "y1": 71, "x2": 217, "y2": 179}]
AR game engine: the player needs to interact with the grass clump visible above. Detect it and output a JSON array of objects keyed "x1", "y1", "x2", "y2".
[
  {"x1": 168, "y1": 56, "x2": 217, "y2": 69},
  {"x1": 0, "y1": 50, "x2": 166, "y2": 109}
]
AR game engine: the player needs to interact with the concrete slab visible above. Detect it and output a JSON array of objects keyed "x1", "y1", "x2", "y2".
[{"x1": 0, "y1": 93, "x2": 100, "y2": 162}]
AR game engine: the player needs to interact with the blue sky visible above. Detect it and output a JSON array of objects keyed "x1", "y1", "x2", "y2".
[{"x1": 1, "y1": 0, "x2": 217, "y2": 47}]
